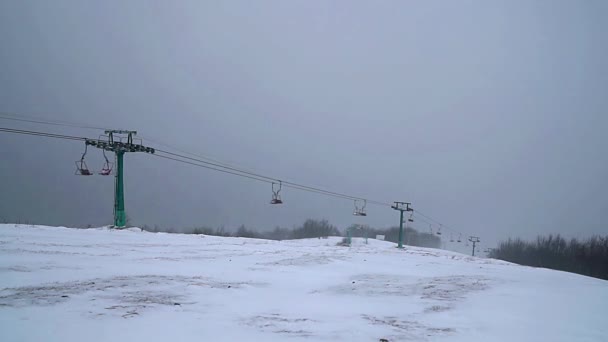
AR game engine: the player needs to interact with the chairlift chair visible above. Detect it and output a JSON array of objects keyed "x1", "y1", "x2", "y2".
[
  {"x1": 99, "y1": 166, "x2": 113, "y2": 176},
  {"x1": 75, "y1": 144, "x2": 93, "y2": 176},
  {"x1": 436, "y1": 224, "x2": 442, "y2": 236},
  {"x1": 270, "y1": 182, "x2": 283, "y2": 204},
  {"x1": 353, "y1": 200, "x2": 367, "y2": 216},
  {"x1": 450, "y1": 233, "x2": 454, "y2": 243},
  {"x1": 457, "y1": 234, "x2": 462, "y2": 243},
  {"x1": 99, "y1": 150, "x2": 114, "y2": 176},
  {"x1": 75, "y1": 160, "x2": 92, "y2": 176}
]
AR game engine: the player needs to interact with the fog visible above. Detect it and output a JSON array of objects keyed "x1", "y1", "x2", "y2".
[{"x1": 1, "y1": 1, "x2": 606, "y2": 249}]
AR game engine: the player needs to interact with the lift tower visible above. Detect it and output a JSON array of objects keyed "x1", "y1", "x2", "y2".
[
  {"x1": 468, "y1": 236, "x2": 481, "y2": 256},
  {"x1": 391, "y1": 202, "x2": 413, "y2": 249},
  {"x1": 85, "y1": 130, "x2": 154, "y2": 227}
]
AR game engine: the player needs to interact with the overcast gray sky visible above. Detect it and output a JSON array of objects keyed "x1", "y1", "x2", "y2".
[{"x1": 1, "y1": 0, "x2": 606, "y2": 251}]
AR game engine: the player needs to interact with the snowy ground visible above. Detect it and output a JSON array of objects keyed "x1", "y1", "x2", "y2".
[{"x1": 0, "y1": 225, "x2": 606, "y2": 342}]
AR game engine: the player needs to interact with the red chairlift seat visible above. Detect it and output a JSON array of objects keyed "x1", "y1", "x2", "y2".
[
  {"x1": 98, "y1": 150, "x2": 113, "y2": 176},
  {"x1": 99, "y1": 162, "x2": 113, "y2": 176}
]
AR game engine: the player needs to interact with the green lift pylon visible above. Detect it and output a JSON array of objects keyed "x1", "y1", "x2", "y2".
[
  {"x1": 392, "y1": 201, "x2": 413, "y2": 249},
  {"x1": 114, "y1": 151, "x2": 126, "y2": 227},
  {"x1": 86, "y1": 130, "x2": 154, "y2": 228}
]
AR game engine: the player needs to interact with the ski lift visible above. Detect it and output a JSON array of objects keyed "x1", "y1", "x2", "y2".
[
  {"x1": 436, "y1": 224, "x2": 442, "y2": 236},
  {"x1": 75, "y1": 143, "x2": 93, "y2": 176},
  {"x1": 270, "y1": 182, "x2": 283, "y2": 204},
  {"x1": 407, "y1": 212, "x2": 414, "y2": 222},
  {"x1": 457, "y1": 234, "x2": 462, "y2": 243},
  {"x1": 450, "y1": 233, "x2": 454, "y2": 243},
  {"x1": 99, "y1": 150, "x2": 114, "y2": 176},
  {"x1": 353, "y1": 200, "x2": 367, "y2": 216}
]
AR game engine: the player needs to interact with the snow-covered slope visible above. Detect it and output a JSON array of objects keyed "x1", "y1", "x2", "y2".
[{"x1": 1, "y1": 224, "x2": 606, "y2": 342}]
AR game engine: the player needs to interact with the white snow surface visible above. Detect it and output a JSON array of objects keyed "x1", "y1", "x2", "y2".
[{"x1": 0, "y1": 224, "x2": 606, "y2": 342}]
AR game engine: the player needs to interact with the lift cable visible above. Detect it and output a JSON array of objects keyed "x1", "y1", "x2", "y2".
[
  {"x1": 153, "y1": 148, "x2": 392, "y2": 206},
  {"x1": 0, "y1": 127, "x2": 86, "y2": 141},
  {"x1": 140, "y1": 135, "x2": 258, "y2": 176},
  {"x1": 152, "y1": 153, "x2": 275, "y2": 184},
  {"x1": 413, "y1": 210, "x2": 465, "y2": 235},
  {"x1": 411, "y1": 212, "x2": 468, "y2": 238},
  {"x1": 0, "y1": 121, "x2": 474, "y2": 237},
  {"x1": 0, "y1": 125, "x2": 390, "y2": 206},
  {"x1": 0, "y1": 112, "x2": 108, "y2": 131},
  {"x1": 153, "y1": 150, "x2": 373, "y2": 202}
]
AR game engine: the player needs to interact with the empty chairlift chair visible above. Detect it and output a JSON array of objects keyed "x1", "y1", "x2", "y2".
[
  {"x1": 75, "y1": 160, "x2": 92, "y2": 176},
  {"x1": 270, "y1": 182, "x2": 283, "y2": 204},
  {"x1": 75, "y1": 144, "x2": 93, "y2": 176},
  {"x1": 99, "y1": 150, "x2": 113, "y2": 176},
  {"x1": 353, "y1": 200, "x2": 367, "y2": 216}
]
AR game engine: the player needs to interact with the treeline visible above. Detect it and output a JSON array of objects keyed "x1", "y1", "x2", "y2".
[
  {"x1": 143, "y1": 219, "x2": 340, "y2": 240},
  {"x1": 489, "y1": 235, "x2": 608, "y2": 280},
  {"x1": 348, "y1": 225, "x2": 440, "y2": 248},
  {"x1": 229, "y1": 219, "x2": 341, "y2": 240},
  {"x1": 141, "y1": 219, "x2": 440, "y2": 248}
]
